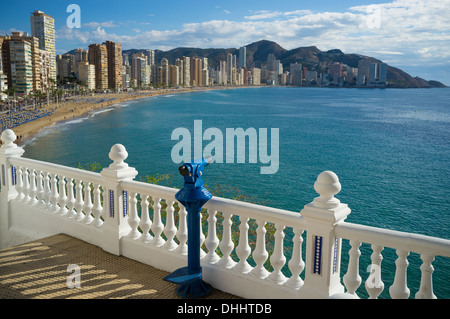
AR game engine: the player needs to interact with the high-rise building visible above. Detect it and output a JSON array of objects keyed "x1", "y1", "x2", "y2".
[
  {"x1": 145, "y1": 50, "x2": 155, "y2": 67},
  {"x1": 175, "y1": 58, "x2": 184, "y2": 86},
  {"x1": 290, "y1": 62, "x2": 302, "y2": 86},
  {"x1": 251, "y1": 68, "x2": 261, "y2": 85},
  {"x1": 190, "y1": 57, "x2": 203, "y2": 87},
  {"x1": 78, "y1": 62, "x2": 96, "y2": 90},
  {"x1": 218, "y1": 60, "x2": 227, "y2": 85},
  {"x1": 357, "y1": 59, "x2": 371, "y2": 85},
  {"x1": 0, "y1": 37, "x2": 9, "y2": 100},
  {"x1": 379, "y1": 63, "x2": 387, "y2": 84},
  {"x1": 161, "y1": 58, "x2": 169, "y2": 87},
  {"x1": 74, "y1": 48, "x2": 88, "y2": 77},
  {"x1": 104, "y1": 41, "x2": 122, "y2": 90},
  {"x1": 239, "y1": 46, "x2": 246, "y2": 69},
  {"x1": 39, "y1": 49, "x2": 52, "y2": 92},
  {"x1": 227, "y1": 53, "x2": 235, "y2": 85},
  {"x1": 131, "y1": 53, "x2": 147, "y2": 87},
  {"x1": 57, "y1": 54, "x2": 75, "y2": 78},
  {"x1": 169, "y1": 65, "x2": 179, "y2": 87},
  {"x1": 30, "y1": 10, "x2": 56, "y2": 82},
  {"x1": 8, "y1": 38, "x2": 33, "y2": 95},
  {"x1": 369, "y1": 63, "x2": 378, "y2": 84},
  {"x1": 180, "y1": 56, "x2": 190, "y2": 87},
  {"x1": 88, "y1": 44, "x2": 108, "y2": 90}
]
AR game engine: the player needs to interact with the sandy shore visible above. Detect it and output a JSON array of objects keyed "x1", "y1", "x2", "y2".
[{"x1": 3, "y1": 87, "x2": 231, "y2": 145}]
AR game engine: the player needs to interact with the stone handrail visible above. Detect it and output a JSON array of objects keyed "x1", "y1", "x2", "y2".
[{"x1": 1, "y1": 129, "x2": 449, "y2": 299}]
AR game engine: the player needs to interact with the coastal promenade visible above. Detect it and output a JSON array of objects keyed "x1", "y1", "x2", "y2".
[{"x1": 0, "y1": 86, "x2": 253, "y2": 144}]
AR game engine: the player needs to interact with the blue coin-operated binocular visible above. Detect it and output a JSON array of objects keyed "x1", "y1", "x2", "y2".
[{"x1": 164, "y1": 157, "x2": 213, "y2": 298}]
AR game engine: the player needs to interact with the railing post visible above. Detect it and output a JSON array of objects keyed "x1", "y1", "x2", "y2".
[
  {"x1": 100, "y1": 144, "x2": 138, "y2": 255},
  {"x1": 300, "y1": 171, "x2": 351, "y2": 298},
  {"x1": 0, "y1": 130, "x2": 25, "y2": 239}
]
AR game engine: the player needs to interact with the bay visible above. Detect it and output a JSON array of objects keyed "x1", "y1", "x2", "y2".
[{"x1": 23, "y1": 87, "x2": 450, "y2": 298}]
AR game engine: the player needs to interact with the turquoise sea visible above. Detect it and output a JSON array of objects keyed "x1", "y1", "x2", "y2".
[{"x1": 23, "y1": 87, "x2": 450, "y2": 298}]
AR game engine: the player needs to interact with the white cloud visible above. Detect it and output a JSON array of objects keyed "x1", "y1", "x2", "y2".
[
  {"x1": 83, "y1": 21, "x2": 118, "y2": 28},
  {"x1": 57, "y1": 0, "x2": 450, "y2": 68}
]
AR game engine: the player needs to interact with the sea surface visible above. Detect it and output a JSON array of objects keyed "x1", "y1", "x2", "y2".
[{"x1": 23, "y1": 87, "x2": 450, "y2": 298}]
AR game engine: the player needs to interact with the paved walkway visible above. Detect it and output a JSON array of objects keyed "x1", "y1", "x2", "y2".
[{"x1": 0, "y1": 234, "x2": 239, "y2": 299}]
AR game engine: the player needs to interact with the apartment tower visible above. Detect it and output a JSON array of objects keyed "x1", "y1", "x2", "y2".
[
  {"x1": 88, "y1": 44, "x2": 108, "y2": 90},
  {"x1": 30, "y1": 10, "x2": 56, "y2": 82},
  {"x1": 104, "y1": 41, "x2": 122, "y2": 90}
]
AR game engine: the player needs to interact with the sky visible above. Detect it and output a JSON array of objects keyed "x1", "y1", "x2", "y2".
[{"x1": 1, "y1": 0, "x2": 449, "y2": 85}]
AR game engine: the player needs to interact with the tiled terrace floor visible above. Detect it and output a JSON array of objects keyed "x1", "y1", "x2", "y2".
[{"x1": 0, "y1": 234, "x2": 239, "y2": 299}]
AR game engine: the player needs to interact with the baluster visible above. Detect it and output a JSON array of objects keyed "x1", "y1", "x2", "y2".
[
  {"x1": 36, "y1": 170, "x2": 45, "y2": 206},
  {"x1": 415, "y1": 254, "x2": 436, "y2": 299},
  {"x1": 217, "y1": 211, "x2": 236, "y2": 268},
  {"x1": 199, "y1": 213, "x2": 206, "y2": 258},
  {"x1": 43, "y1": 172, "x2": 51, "y2": 207},
  {"x1": 268, "y1": 224, "x2": 287, "y2": 284},
  {"x1": 139, "y1": 194, "x2": 152, "y2": 242},
  {"x1": 82, "y1": 181, "x2": 93, "y2": 224},
  {"x1": 74, "y1": 179, "x2": 85, "y2": 221},
  {"x1": 151, "y1": 197, "x2": 164, "y2": 247},
  {"x1": 286, "y1": 228, "x2": 305, "y2": 289},
  {"x1": 343, "y1": 240, "x2": 362, "y2": 296},
  {"x1": 22, "y1": 167, "x2": 30, "y2": 202},
  {"x1": 163, "y1": 200, "x2": 177, "y2": 250},
  {"x1": 50, "y1": 173, "x2": 59, "y2": 212},
  {"x1": 29, "y1": 169, "x2": 38, "y2": 205},
  {"x1": 126, "y1": 192, "x2": 140, "y2": 239},
  {"x1": 57, "y1": 176, "x2": 68, "y2": 216},
  {"x1": 204, "y1": 210, "x2": 220, "y2": 263},
  {"x1": 365, "y1": 245, "x2": 384, "y2": 299},
  {"x1": 91, "y1": 184, "x2": 103, "y2": 227},
  {"x1": 234, "y1": 216, "x2": 252, "y2": 273},
  {"x1": 251, "y1": 219, "x2": 269, "y2": 279},
  {"x1": 66, "y1": 177, "x2": 77, "y2": 218},
  {"x1": 16, "y1": 166, "x2": 24, "y2": 200},
  {"x1": 389, "y1": 250, "x2": 410, "y2": 299},
  {"x1": 175, "y1": 206, "x2": 188, "y2": 254}
]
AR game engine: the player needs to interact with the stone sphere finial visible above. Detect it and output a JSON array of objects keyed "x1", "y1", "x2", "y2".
[
  {"x1": 1, "y1": 129, "x2": 17, "y2": 148},
  {"x1": 314, "y1": 171, "x2": 341, "y2": 206},
  {"x1": 108, "y1": 144, "x2": 129, "y2": 169}
]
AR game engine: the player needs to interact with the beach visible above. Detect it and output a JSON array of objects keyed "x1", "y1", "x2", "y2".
[{"x1": 1, "y1": 87, "x2": 227, "y2": 144}]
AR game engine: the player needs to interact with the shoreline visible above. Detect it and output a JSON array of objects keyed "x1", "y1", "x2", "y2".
[{"x1": 3, "y1": 86, "x2": 253, "y2": 146}]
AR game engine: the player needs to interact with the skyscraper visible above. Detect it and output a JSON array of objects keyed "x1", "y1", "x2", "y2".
[
  {"x1": 379, "y1": 63, "x2": 387, "y2": 84},
  {"x1": 104, "y1": 41, "x2": 122, "y2": 90},
  {"x1": 9, "y1": 38, "x2": 33, "y2": 94},
  {"x1": 88, "y1": 44, "x2": 108, "y2": 90},
  {"x1": 239, "y1": 46, "x2": 246, "y2": 69},
  {"x1": 290, "y1": 63, "x2": 302, "y2": 86},
  {"x1": 30, "y1": 10, "x2": 56, "y2": 82},
  {"x1": 161, "y1": 58, "x2": 169, "y2": 87}
]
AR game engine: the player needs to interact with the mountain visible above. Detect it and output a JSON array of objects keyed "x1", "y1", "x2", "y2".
[{"x1": 70, "y1": 40, "x2": 447, "y2": 88}]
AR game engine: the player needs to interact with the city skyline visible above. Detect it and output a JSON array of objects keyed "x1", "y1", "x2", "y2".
[{"x1": 0, "y1": 0, "x2": 449, "y2": 85}]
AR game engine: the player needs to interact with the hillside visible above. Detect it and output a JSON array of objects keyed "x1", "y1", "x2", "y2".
[{"x1": 69, "y1": 40, "x2": 447, "y2": 88}]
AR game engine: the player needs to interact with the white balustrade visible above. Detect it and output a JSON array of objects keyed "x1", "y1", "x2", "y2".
[{"x1": 1, "y1": 129, "x2": 450, "y2": 299}]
